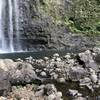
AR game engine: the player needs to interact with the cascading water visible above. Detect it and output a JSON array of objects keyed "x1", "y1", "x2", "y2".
[
  {"x1": 0, "y1": 0, "x2": 6, "y2": 52},
  {"x1": 0, "y1": 0, "x2": 21, "y2": 53},
  {"x1": 8, "y1": 0, "x2": 14, "y2": 52},
  {"x1": 14, "y1": 0, "x2": 21, "y2": 51}
]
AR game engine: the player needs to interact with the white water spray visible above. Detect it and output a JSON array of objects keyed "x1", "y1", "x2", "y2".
[
  {"x1": 8, "y1": 0, "x2": 14, "y2": 52},
  {"x1": 14, "y1": 0, "x2": 21, "y2": 51},
  {"x1": 0, "y1": 0, "x2": 21, "y2": 53},
  {"x1": 0, "y1": 0, "x2": 6, "y2": 52}
]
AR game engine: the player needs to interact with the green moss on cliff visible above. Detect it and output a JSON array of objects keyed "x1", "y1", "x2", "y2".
[
  {"x1": 37, "y1": 0, "x2": 100, "y2": 35},
  {"x1": 69, "y1": 0, "x2": 100, "y2": 35},
  {"x1": 39, "y1": 0, "x2": 66, "y2": 25}
]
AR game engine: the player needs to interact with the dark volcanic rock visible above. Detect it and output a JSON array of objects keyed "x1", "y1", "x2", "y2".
[{"x1": 17, "y1": 0, "x2": 99, "y2": 51}]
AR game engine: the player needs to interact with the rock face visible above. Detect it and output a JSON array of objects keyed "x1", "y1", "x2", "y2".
[{"x1": 18, "y1": 0, "x2": 99, "y2": 51}]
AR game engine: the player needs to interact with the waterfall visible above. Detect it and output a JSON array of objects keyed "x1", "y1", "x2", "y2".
[
  {"x1": 0, "y1": 0, "x2": 21, "y2": 53},
  {"x1": 14, "y1": 0, "x2": 21, "y2": 51},
  {"x1": 8, "y1": 0, "x2": 14, "y2": 52},
  {"x1": 0, "y1": 0, "x2": 6, "y2": 52}
]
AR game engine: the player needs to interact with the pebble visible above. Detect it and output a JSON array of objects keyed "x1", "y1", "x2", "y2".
[
  {"x1": 57, "y1": 78, "x2": 66, "y2": 83},
  {"x1": 56, "y1": 92, "x2": 62, "y2": 97},
  {"x1": 68, "y1": 89, "x2": 78, "y2": 96},
  {"x1": 90, "y1": 74, "x2": 98, "y2": 83},
  {"x1": 40, "y1": 71, "x2": 47, "y2": 77},
  {"x1": 16, "y1": 58, "x2": 23, "y2": 62},
  {"x1": 35, "y1": 69, "x2": 41, "y2": 73},
  {"x1": 53, "y1": 53, "x2": 59, "y2": 57},
  {"x1": 74, "y1": 97, "x2": 87, "y2": 100},
  {"x1": 47, "y1": 94, "x2": 56, "y2": 100},
  {"x1": 56, "y1": 68, "x2": 61, "y2": 72},
  {"x1": 44, "y1": 57, "x2": 49, "y2": 61},
  {"x1": 64, "y1": 54, "x2": 71, "y2": 59},
  {"x1": 56, "y1": 58, "x2": 61, "y2": 62},
  {"x1": 0, "y1": 97, "x2": 7, "y2": 100}
]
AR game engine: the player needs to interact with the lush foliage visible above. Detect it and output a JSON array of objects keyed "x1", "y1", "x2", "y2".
[
  {"x1": 40, "y1": 0, "x2": 100, "y2": 35},
  {"x1": 39, "y1": 0, "x2": 65, "y2": 24},
  {"x1": 66, "y1": 0, "x2": 100, "y2": 35}
]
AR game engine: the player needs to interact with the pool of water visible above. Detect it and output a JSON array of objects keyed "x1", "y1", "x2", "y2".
[
  {"x1": 0, "y1": 50, "x2": 73, "y2": 59},
  {"x1": 0, "y1": 48, "x2": 87, "y2": 59}
]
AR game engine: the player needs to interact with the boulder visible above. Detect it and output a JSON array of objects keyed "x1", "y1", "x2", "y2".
[
  {"x1": 78, "y1": 50, "x2": 99, "y2": 71},
  {"x1": 0, "y1": 59, "x2": 16, "y2": 71},
  {"x1": 44, "y1": 84, "x2": 62, "y2": 100},
  {"x1": 69, "y1": 67, "x2": 88, "y2": 81},
  {"x1": 0, "y1": 69, "x2": 11, "y2": 96},
  {"x1": 10, "y1": 62, "x2": 42, "y2": 85},
  {"x1": 79, "y1": 77, "x2": 94, "y2": 92}
]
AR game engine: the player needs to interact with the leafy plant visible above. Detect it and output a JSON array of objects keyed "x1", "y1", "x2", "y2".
[
  {"x1": 67, "y1": 0, "x2": 100, "y2": 35},
  {"x1": 39, "y1": 0, "x2": 100, "y2": 35}
]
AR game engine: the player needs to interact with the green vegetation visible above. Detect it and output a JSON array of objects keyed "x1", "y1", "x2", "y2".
[
  {"x1": 39, "y1": 0, "x2": 65, "y2": 24},
  {"x1": 39, "y1": 0, "x2": 100, "y2": 35},
  {"x1": 67, "y1": 0, "x2": 100, "y2": 35}
]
